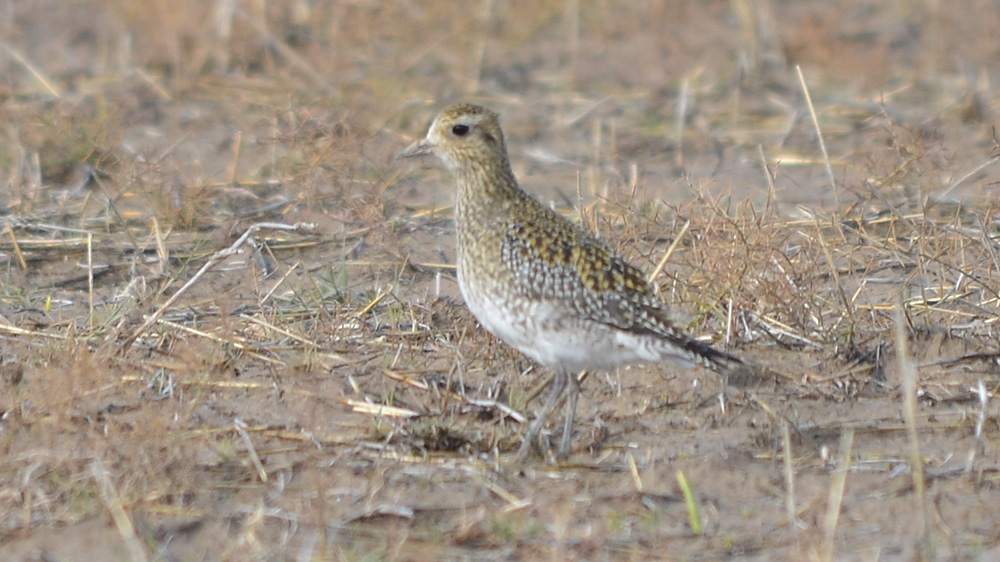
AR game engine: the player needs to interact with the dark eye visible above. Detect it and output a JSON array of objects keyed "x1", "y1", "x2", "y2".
[{"x1": 451, "y1": 124, "x2": 470, "y2": 136}]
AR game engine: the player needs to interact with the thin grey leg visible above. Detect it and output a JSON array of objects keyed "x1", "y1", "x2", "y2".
[
  {"x1": 517, "y1": 369, "x2": 568, "y2": 460},
  {"x1": 557, "y1": 368, "x2": 581, "y2": 460}
]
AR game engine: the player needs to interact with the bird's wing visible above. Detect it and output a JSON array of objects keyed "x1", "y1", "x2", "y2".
[
  {"x1": 500, "y1": 216, "x2": 656, "y2": 328},
  {"x1": 500, "y1": 216, "x2": 742, "y2": 370}
]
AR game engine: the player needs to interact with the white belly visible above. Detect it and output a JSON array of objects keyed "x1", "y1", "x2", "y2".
[{"x1": 459, "y1": 272, "x2": 695, "y2": 373}]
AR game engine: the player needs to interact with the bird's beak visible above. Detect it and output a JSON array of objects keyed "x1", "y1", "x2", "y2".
[{"x1": 396, "y1": 137, "x2": 434, "y2": 160}]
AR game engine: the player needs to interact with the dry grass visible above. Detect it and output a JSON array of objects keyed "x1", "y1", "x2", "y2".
[{"x1": 2, "y1": 0, "x2": 1000, "y2": 560}]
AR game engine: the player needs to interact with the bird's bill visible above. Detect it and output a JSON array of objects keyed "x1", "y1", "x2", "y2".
[{"x1": 396, "y1": 138, "x2": 434, "y2": 159}]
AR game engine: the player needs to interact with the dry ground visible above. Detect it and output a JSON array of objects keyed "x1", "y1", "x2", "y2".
[{"x1": 1, "y1": 1, "x2": 1000, "y2": 560}]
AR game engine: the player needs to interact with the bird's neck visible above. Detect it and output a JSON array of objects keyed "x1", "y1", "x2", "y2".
[{"x1": 454, "y1": 158, "x2": 522, "y2": 219}]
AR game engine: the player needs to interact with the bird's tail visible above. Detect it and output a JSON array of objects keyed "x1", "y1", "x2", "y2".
[{"x1": 685, "y1": 338, "x2": 759, "y2": 387}]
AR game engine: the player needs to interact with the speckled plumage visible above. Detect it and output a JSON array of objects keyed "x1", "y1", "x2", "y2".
[{"x1": 399, "y1": 103, "x2": 743, "y2": 460}]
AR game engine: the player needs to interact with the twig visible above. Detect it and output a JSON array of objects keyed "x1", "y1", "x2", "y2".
[
  {"x1": 87, "y1": 233, "x2": 95, "y2": 331},
  {"x1": 462, "y1": 393, "x2": 527, "y2": 423},
  {"x1": 92, "y1": 459, "x2": 149, "y2": 562},
  {"x1": 745, "y1": 311, "x2": 822, "y2": 348},
  {"x1": 813, "y1": 215, "x2": 855, "y2": 321},
  {"x1": 782, "y1": 421, "x2": 804, "y2": 540},
  {"x1": 675, "y1": 76, "x2": 690, "y2": 168},
  {"x1": 5, "y1": 226, "x2": 27, "y2": 269},
  {"x1": 975, "y1": 379, "x2": 989, "y2": 441},
  {"x1": 0, "y1": 321, "x2": 67, "y2": 339},
  {"x1": 627, "y1": 451, "x2": 643, "y2": 492},
  {"x1": 649, "y1": 219, "x2": 690, "y2": 285},
  {"x1": 123, "y1": 222, "x2": 316, "y2": 349},
  {"x1": 235, "y1": 419, "x2": 268, "y2": 482},
  {"x1": 796, "y1": 65, "x2": 837, "y2": 207},
  {"x1": 894, "y1": 304, "x2": 927, "y2": 541},
  {"x1": 936, "y1": 153, "x2": 1000, "y2": 202},
  {"x1": 0, "y1": 40, "x2": 61, "y2": 98},
  {"x1": 758, "y1": 144, "x2": 777, "y2": 211},
  {"x1": 820, "y1": 428, "x2": 853, "y2": 562}
]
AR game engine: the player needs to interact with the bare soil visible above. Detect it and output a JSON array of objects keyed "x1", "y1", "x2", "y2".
[{"x1": 1, "y1": 1, "x2": 999, "y2": 560}]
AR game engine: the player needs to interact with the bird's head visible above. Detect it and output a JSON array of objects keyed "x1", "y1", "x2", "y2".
[{"x1": 397, "y1": 103, "x2": 508, "y2": 172}]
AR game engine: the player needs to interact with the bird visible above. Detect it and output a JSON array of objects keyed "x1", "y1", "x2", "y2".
[{"x1": 398, "y1": 102, "x2": 745, "y2": 460}]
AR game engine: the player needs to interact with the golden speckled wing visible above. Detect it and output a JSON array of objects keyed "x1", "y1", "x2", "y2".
[
  {"x1": 499, "y1": 209, "x2": 736, "y2": 367},
  {"x1": 500, "y1": 211, "x2": 651, "y2": 327}
]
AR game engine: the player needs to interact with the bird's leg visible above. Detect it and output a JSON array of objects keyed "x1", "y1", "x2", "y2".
[
  {"x1": 557, "y1": 368, "x2": 583, "y2": 460},
  {"x1": 517, "y1": 368, "x2": 568, "y2": 460}
]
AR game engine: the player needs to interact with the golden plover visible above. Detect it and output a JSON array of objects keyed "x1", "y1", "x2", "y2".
[{"x1": 398, "y1": 103, "x2": 744, "y2": 460}]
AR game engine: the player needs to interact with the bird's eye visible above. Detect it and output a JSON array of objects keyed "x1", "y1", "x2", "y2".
[{"x1": 451, "y1": 124, "x2": 470, "y2": 136}]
